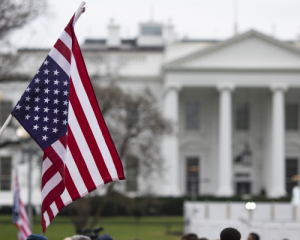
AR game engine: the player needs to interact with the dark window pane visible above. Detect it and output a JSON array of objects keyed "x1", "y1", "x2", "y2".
[
  {"x1": 141, "y1": 26, "x2": 162, "y2": 36},
  {"x1": 285, "y1": 104, "x2": 299, "y2": 130},
  {"x1": 236, "y1": 103, "x2": 249, "y2": 130},
  {"x1": 125, "y1": 156, "x2": 138, "y2": 192},
  {"x1": 186, "y1": 157, "x2": 199, "y2": 194},
  {"x1": 0, "y1": 101, "x2": 12, "y2": 126},
  {"x1": 0, "y1": 157, "x2": 12, "y2": 191},
  {"x1": 236, "y1": 182, "x2": 251, "y2": 195},
  {"x1": 186, "y1": 102, "x2": 199, "y2": 130},
  {"x1": 286, "y1": 158, "x2": 298, "y2": 194}
]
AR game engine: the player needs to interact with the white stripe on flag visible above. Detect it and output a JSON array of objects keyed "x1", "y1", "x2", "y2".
[
  {"x1": 42, "y1": 172, "x2": 62, "y2": 201},
  {"x1": 43, "y1": 211, "x2": 50, "y2": 228},
  {"x1": 50, "y1": 202, "x2": 59, "y2": 216},
  {"x1": 51, "y1": 140, "x2": 67, "y2": 164},
  {"x1": 70, "y1": 54, "x2": 119, "y2": 180},
  {"x1": 60, "y1": 188, "x2": 72, "y2": 206},
  {"x1": 42, "y1": 158, "x2": 53, "y2": 175},
  {"x1": 68, "y1": 103, "x2": 104, "y2": 187},
  {"x1": 49, "y1": 48, "x2": 71, "y2": 77},
  {"x1": 59, "y1": 30, "x2": 72, "y2": 51},
  {"x1": 65, "y1": 149, "x2": 88, "y2": 195}
]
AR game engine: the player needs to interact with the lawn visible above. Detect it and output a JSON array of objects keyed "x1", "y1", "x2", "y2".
[{"x1": 0, "y1": 215, "x2": 183, "y2": 240}]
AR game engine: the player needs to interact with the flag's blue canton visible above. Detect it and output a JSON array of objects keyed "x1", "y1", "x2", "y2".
[
  {"x1": 12, "y1": 56, "x2": 70, "y2": 150},
  {"x1": 12, "y1": 189, "x2": 19, "y2": 224}
]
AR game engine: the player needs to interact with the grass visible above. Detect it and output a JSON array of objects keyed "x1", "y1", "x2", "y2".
[{"x1": 0, "y1": 215, "x2": 183, "y2": 240}]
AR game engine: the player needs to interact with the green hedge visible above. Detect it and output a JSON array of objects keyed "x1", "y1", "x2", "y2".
[{"x1": 58, "y1": 193, "x2": 292, "y2": 217}]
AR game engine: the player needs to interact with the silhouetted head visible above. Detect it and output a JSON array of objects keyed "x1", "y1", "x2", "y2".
[
  {"x1": 27, "y1": 235, "x2": 48, "y2": 240},
  {"x1": 220, "y1": 227, "x2": 241, "y2": 240},
  {"x1": 182, "y1": 233, "x2": 199, "y2": 240},
  {"x1": 248, "y1": 233, "x2": 260, "y2": 240}
]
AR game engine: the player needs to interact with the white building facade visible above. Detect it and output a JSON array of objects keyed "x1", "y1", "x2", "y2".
[{"x1": 1, "y1": 22, "x2": 300, "y2": 206}]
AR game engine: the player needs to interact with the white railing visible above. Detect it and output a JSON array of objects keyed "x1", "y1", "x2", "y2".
[{"x1": 184, "y1": 201, "x2": 300, "y2": 240}]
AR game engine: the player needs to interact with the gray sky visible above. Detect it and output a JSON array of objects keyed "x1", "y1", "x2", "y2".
[{"x1": 9, "y1": 0, "x2": 300, "y2": 48}]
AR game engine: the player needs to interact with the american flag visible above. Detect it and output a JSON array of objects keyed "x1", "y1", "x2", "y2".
[
  {"x1": 12, "y1": 169, "x2": 32, "y2": 240},
  {"x1": 11, "y1": 9, "x2": 125, "y2": 233}
]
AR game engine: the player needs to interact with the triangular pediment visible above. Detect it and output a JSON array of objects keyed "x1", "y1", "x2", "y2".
[{"x1": 166, "y1": 30, "x2": 300, "y2": 69}]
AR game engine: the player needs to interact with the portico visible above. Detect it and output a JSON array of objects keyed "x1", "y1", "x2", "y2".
[{"x1": 162, "y1": 30, "x2": 300, "y2": 197}]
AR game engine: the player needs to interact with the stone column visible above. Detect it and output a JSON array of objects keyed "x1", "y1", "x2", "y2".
[
  {"x1": 162, "y1": 86, "x2": 181, "y2": 196},
  {"x1": 216, "y1": 83, "x2": 235, "y2": 196},
  {"x1": 269, "y1": 83, "x2": 288, "y2": 198}
]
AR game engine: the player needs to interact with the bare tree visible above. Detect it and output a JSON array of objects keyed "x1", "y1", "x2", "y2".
[
  {"x1": 0, "y1": 0, "x2": 47, "y2": 80},
  {"x1": 66, "y1": 83, "x2": 172, "y2": 230}
]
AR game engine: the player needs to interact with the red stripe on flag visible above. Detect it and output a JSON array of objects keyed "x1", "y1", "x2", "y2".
[
  {"x1": 71, "y1": 33, "x2": 125, "y2": 180},
  {"x1": 55, "y1": 197, "x2": 65, "y2": 211},
  {"x1": 42, "y1": 164, "x2": 59, "y2": 189},
  {"x1": 67, "y1": 127, "x2": 97, "y2": 191},
  {"x1": 65, "y1": 166, "x2": 80, "y2": 201},
  {"x1": 59, "y1": 134, "x2": 67, "y2": 148},
  {"x1": 47, "y1": 208, "x2": 54, "y2": 224},
  {"x1": 69, "y1": 79, "x2": 113, "y2": 184},
  {"x1": 64, "y1": 15, "x2": 75, "y2": 39},
  {"x1": 42, "y1": 180, "x2": 64, "y2": 213},
  {"x1": 44, "y1": 146, "x2": 65, "y2": 180},
  {"x1": 54, "y1": 39, "x2": 71, "y2": 64}
]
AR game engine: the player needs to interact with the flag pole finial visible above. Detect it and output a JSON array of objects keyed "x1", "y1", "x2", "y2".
[{"x1": 75, "y1": 1, "x2": 86, "y2": 18}]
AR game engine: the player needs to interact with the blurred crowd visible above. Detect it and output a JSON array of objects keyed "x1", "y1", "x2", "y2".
[{"x1": 24, "y1": 227, "x2": 289, "y2": 240}]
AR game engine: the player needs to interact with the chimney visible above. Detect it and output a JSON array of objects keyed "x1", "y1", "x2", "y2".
[{"x1": 107, "y1": 19, "x2": 120, "y2": 48}]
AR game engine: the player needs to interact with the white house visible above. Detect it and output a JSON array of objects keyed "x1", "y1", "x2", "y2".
[{"x1": 1, "y1": 21, "x2": 300, "y2": 207}]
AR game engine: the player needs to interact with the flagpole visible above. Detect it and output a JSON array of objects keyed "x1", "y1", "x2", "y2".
[{"x1": 0, "y1": 114, "x2": 12, "y2": 137}]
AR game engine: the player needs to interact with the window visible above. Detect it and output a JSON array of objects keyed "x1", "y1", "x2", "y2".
[
  {"x1": 236, "y1": 182, "x2": 251, "y2": 195},
  {"x1": 286, "y1": 158, "x2": 299, "y2": 194},
  {"x1": 125, "y1": 156, "x2": 138, "y2": 192},
  {"x1": 186, "y1": 157, "x2": 199, "y2": 194},
  {"x1": 285, "y1": 103, "x2": 299, "y2": 131},
  {"x1": 185, "y1": 102, "x2": 199, "y2": 130},
  {"x1": 141, "y1": 26, "x2": 162, "y2": 36},
  {"x1": 0, "y1": 157, "x2": 12, "y2": 191},
  {"x1": 0, "y1": 101, "x2": 12, "y2": 126},
  {"x1": 236, "y1": 103, "x2": 249, "y2": 130}
]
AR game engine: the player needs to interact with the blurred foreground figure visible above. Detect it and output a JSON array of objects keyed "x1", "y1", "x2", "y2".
[
  {"x1": 26, "y1": 234, "x2": 48, "y2": 240},
  {"x1": 71, "y1": 236, "x2": 91, "y2": 240},
  {"x1": 97, "y1": 234, "x2": 113, "y2": 240},
  {"x1": 247, "y1": 232, "x2": 259, "y2": 240},
  {"x1": 182, "y1": 233, "x2": 199, "y2": 240},
  {"x1": 220, "y1": 227, "x2": 241, "y2": 240}
]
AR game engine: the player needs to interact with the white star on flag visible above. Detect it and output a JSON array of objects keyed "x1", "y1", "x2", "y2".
[
  {"x1": 43, "y1": 116, "x2": 49, "y2": 122},
  {"x1": 53, "y1": 70, "x2": 59, "y2": 75},
  {"x1": 33, "y1": 125, "x2": 39, "y2": 130},
  {"x1": 44, "y1": 69, "x2": 49, "y2": 75}
]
